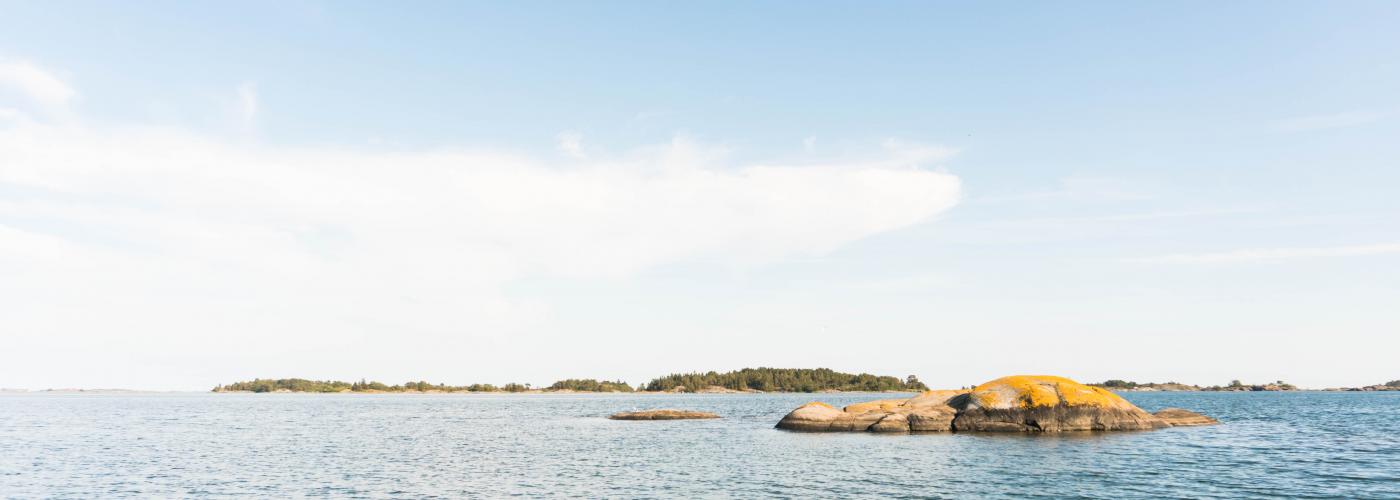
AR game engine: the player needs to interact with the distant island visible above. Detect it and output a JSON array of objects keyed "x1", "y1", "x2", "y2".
[
  {"x1": 213, "y1": 379, "x2": 539, "y2": 393},
  {"x1": 1323, "y1": 380, "x2": 1400, "y2": 392},
  {"x1": 212, "y1": 368, "x2": 927, "y2": 394},
  {"x1": 547, "y1": 379, "x2": 636, "y2": 392},
  {"x1": 643, "y1": 367, "x2": 927, "y2": 393},
  {"x1": 1093, "y1": 379, "x2": 1300, "y2": 392},
  {"x1": 1094, "y1": 379, "x2": 1400, "y2": 392},
  {"x1": 210, "y1": 374, "x2": 1398, "y2": 394}
]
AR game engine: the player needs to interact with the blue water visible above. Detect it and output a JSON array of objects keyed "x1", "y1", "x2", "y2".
[{"x1": 1, "y1": 392, "x2": 1397, "y2": 498}]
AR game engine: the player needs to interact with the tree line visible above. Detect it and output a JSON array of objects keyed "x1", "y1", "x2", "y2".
[
  {"x1": 546, "y1": 379, "x2": 634, "y2": 392},
  {"x1": 643, "y1": 367, "x2": 927, "y2": 393},
  {"x1": 213, "y1": 368, "x2": 929, "y2": 393}
]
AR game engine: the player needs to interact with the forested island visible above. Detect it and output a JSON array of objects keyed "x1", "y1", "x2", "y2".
[
  {"x1": 642, "y1": 367, "x2": 927, "y2": 393},
  {"x1": 546, "y1": 379, "x2": 634, "y2": 392},
  {"x1": 213, "y1": 368, "x2": 926, "y2": 394}
]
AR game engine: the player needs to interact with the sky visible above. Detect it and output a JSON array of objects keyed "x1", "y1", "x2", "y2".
[{"x1": 2, "y1": 1, "x2": 1398, "y2": 390}]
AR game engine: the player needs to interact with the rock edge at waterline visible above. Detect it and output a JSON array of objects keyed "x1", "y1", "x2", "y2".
[{"x1": 776, "y1": 375, "x2": 1217, "y2": 433}]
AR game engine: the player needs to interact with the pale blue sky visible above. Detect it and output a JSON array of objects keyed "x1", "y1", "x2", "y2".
[{"x1": 2, "y1": 1, "x2": 1397, "y2": 390}]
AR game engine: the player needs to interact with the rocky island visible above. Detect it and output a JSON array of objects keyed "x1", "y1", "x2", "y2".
[{"x1": 777, "y1": 375, "x2": 1215, "y2": 433}]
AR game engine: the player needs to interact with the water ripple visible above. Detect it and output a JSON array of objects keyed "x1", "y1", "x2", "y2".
[{"x1": 0, "y1": 392, "x2": 1397, "y2": 498}]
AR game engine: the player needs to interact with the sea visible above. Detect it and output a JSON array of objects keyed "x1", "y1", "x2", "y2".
[{"x1": 1, "y1": 391, "x2": 1396, "y2": 498}]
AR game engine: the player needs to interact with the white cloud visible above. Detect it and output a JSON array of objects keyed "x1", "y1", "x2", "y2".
[
  {"x1": 1128, "y1": 243, "x2": 1400, "y2": 264},
  {"x1": 1276, "y1": 110, "x2": 1387, "y2": 132},
  {"x1": 0, "y1": 119, "x2": 961, "y2": 388},
  {"x1": 0, "y1": 60, "x2": 966, "y2": 389},
  {"x1": 0, "y1": 60, "x2": 76, "y2": 109},
  {"x1": 0, "y1": 107, "x2": 28, "y2": 123}
]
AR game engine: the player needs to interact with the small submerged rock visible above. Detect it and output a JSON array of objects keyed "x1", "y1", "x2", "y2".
[
  {"x1": 1153, "y1": 408, "x2": 1218, "y2": 426},
  {"x1": 608, "y1": 409, "x2": 720, "y2": 420},
  {"x1": 777, "y1": 375, "x2": 1217, "y2": 433}
]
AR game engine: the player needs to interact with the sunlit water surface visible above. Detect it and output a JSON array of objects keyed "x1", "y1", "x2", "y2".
[{"x1": 2, "y1": 392, "x2": 1397, "y2": 498}]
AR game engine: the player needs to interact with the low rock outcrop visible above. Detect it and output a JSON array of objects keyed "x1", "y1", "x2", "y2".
[
  {"x1": 608, "y1": 409, "x2": 720, "y2": 420},
  {"x1": 775, "y1": 402, "x2": 884, "y2": 431},
  {"x1": 777, "y1": 375, "x2": 1214, "y2": 433},
  {"x1": 777, "y1": 390, "x2": 965, "y2": 432},
  {"x1": 1153, "y1": 408, "x2": 1218, "y2": 426}
]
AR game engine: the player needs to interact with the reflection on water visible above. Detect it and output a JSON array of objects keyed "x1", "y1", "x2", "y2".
[{"x1": 1, "y1": 391, "x2": 1397, "y2": 498}]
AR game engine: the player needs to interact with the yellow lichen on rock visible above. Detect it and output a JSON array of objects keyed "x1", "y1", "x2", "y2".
[
  {"x1": 967, "y1": 375, "x2": 1132, "y2": 410},
  {"x1": 1058, "y1": 384, "x2": 1127, "y2": 408},
  {"x1": 971, "y1": 375, "x2": 1062, "y2": 409},
  {"x1": 952, "y1": 375, "x2": 1169, "y2": 432}
]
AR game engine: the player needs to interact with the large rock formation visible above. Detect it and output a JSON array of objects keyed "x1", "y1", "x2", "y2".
[
  {"x1": 609, "y1": 409, "x2": 720, "y2": 420},
  {"x1": 777, "y1": 375, "x2": 1215, "y2": 433},
  {"x1": 952, "y1": 375, "x2": 1168, "y2": 431}
]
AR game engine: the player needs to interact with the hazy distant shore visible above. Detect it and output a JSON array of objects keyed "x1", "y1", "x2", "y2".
[
  {"x1": 9, "y1": 374, "x2": 1396, "y2": 394},
  {"x1": 209, "y1": 368, "x2": 931, "y2": 395},
  {"x1": 1095, "y1": 379, "x2": 1400, "y2": 392}
]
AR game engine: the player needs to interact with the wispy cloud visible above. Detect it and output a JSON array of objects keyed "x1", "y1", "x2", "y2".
[
  {"x1": 1128, "y1": 243, "x2": 1400, "y2": 264},
  {"x1": 1275, "y1": 110, "x2": 1387, "y2": 133},
  {"x1": 0, "y1": 60, "x2": 76, "y2": 116},
  {"x1": 0, "y1": 64, "x2": 964, "y2": 386}
]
